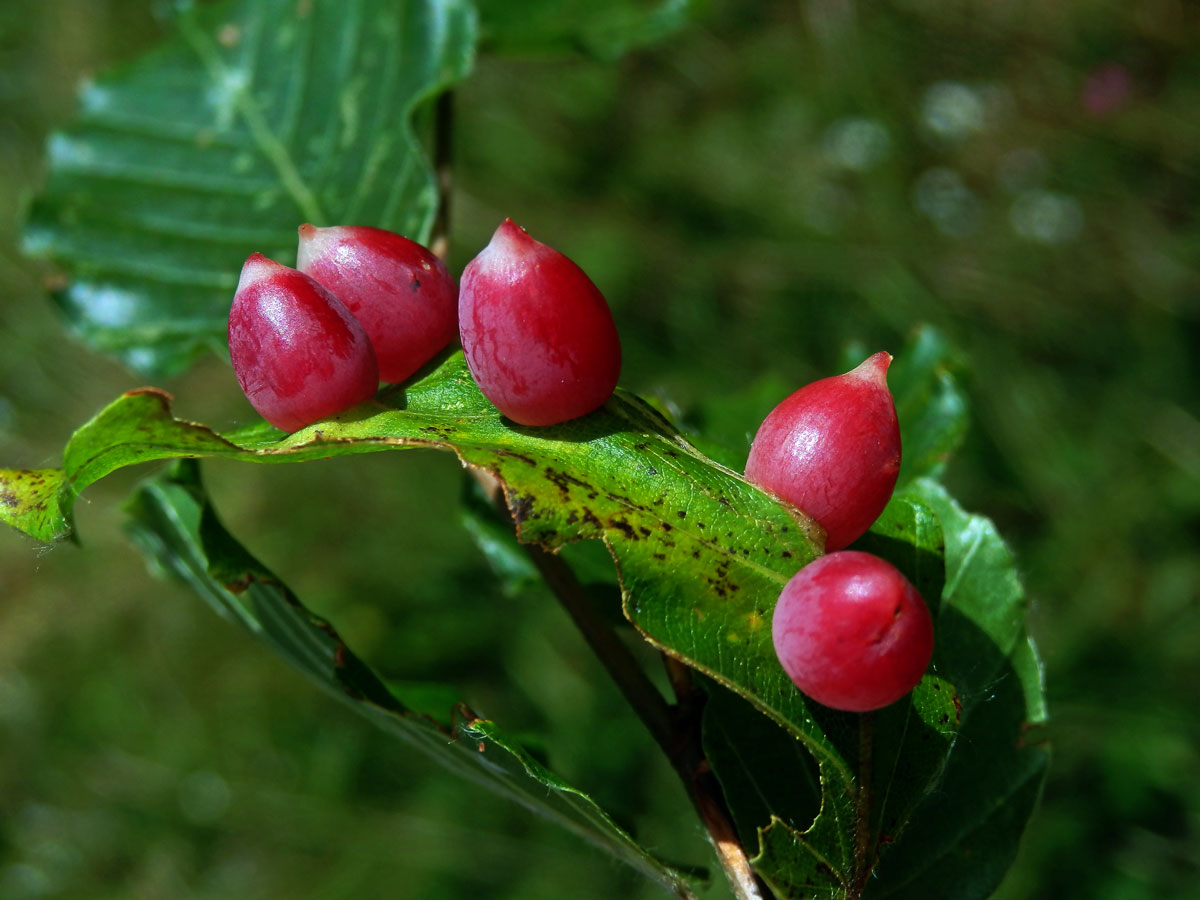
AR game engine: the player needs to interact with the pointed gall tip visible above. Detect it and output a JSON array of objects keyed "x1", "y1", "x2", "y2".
[
  {"x1": 847, "y1": 351, "x2": 893, "y2": 388},
  {"x1": 491, "y1": 217, "x2": 534, "y2": 249},
  {"x1": 296, "y1": 224, "x2": 341, "y2": 271},
  {"x1": 237, "y1": 252, "x2": 283, "y2": 293}
]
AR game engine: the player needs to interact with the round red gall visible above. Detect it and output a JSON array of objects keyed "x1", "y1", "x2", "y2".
[{"x1": 772, "y1": 550, "x2": 933, "y2": 712}]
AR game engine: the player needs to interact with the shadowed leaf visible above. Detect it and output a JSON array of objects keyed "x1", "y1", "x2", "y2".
[{"x1": 122, "y1": 459, "x2": 698, "y2": 896}]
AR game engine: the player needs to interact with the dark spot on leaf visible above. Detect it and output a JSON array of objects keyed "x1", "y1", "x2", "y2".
[
  {"x1": 495, "y1": 448, "x2": 536, "y2": 466},
  {"x1": 646, "y1": 467, "x2": 658, "y2": 476},
  {"x1": 544, "y1": 467, "x2": 594, "y2": 498},
  {"x1": 634, "y1": 442, "x2": 649, "y2": 451},
  {"x1": 781, "y1": 550, "x2": 793, "y2": 558},
  {"x1": 692, "y1": 551, "x2": 700, "y2": 559},
  {"x1": 697, "y1": 522, "x2": 706, "y2": 529},
  {"x1": 609, "y1": 517, "x2": 637, "y2": 540},
  {"x1": 580, "y1": 508, "x2": 603, "y2": 529},
  {"x1": 653, "y1": 553, "x2": 666, "y2": 560},
  {"x1": 606, "y1": 491, "x2": 646, "y2": 511},
  {"x1": 677, "y1": 510, "x2": 687, "y2": 519},
  {"x1": 718, "y1": 496, "x2": 731, "y2": 506},
  {"x1": 662, "y1": 522, "x2": 673, "y2": 533},
  {"x1": 940, "y1": 713, "x2": 949, "y2": 724},
  {"x1": 638, "y1": 526, "x2": 651, "y2": 537},
  {"x1": 511, "y1": 494, "x2": 535, "y2": 524},
  {"x1": 565, "y1": 510, "x2": 579, "y2": 525}
]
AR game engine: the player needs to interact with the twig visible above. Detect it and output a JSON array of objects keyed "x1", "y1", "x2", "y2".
[
  {"x1": 850, "y1": 712, "x2": 876, "y2": 899},
  {"x1": 472, "y1": 470, "x2": 675, "y2": 748},
  {"x1": 475, "y1": 470, "x2": 771, "y2": 899},
  {"x1": 663, "y1": 656, "x2": 772, "y2": 900},
  {"x1": 434, "y1": 85, "x2": 769, "y2": 900}
]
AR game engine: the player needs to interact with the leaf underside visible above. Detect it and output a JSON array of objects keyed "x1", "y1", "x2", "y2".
[
  {"x1": 0, "y1": 346, "x2": 1046, "y2": 898},
  {"x1": 122, "y1": 458, "x2": 698, "y2": 896}
]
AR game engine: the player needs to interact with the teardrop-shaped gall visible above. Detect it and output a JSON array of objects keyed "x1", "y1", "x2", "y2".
[
  {"x1": 745, "y1": 352, "x2": 900, "y2": 551},
  {"x1": 458, "y1": 219, "x2": 622, "y2": 427},
  {"x1": 296, "y1": 224, "x2": 459, "y2": 383},
  {"x1": 772, "y1": 550, "x2": 934, "y2": 712},
  {"x1": 227, "y1": 253, "x2": 379, "y2": 432}
]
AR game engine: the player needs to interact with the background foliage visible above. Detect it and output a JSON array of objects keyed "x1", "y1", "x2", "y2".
[{"x1": 1, "y1": 1, "x2": 1197, "y2": 898}]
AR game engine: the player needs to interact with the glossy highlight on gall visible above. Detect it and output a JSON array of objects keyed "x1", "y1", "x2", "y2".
[
  {"x1": 458, "y1": 219, "x2": 622, "y2": 427},
  {"x1": 227, "y1": 253, "x2": 378, "y2": 432},
  {"x1": 296, "y1": 224, "x2": 458, "y2": 384}
]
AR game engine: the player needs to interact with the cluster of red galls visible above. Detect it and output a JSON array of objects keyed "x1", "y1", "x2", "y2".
[
  {"x1": 228, "y1": 219, "x2": 618, "y2": 432},
  {"x1": 227, "y1": 221, "x2": 933, "y2": 714}
]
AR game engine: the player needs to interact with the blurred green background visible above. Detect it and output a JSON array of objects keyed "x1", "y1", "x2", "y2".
[{"x1": 2, "y1": 1, "x2": 1198, "y2": 897}]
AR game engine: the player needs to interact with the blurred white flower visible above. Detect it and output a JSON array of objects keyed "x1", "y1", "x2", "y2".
[
  {"x1": 821, "y1": 117, "x2": 892, "y2": 171},
  {"x1": 1010, "y1": 190, "x2": 1084, "y2": 244},
  {"x1": 921, "y1": 81, "x2": 986, "y2": 141},
  {"x1": 913, "y1": 167, "x2": 981, "y2": 236}
]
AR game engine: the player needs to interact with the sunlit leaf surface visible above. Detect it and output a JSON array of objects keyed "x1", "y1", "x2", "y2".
[{"x1": 23, "y1": 0, "x2": 477, "y2": 375}]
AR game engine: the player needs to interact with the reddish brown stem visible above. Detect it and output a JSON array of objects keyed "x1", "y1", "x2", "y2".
[{"x1": 850, "y1": 712, "x2": 877, "y2": 899}]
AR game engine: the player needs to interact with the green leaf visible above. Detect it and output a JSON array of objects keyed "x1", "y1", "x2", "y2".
[
  {"x1": 23, "y1": 0, "x2": 477, "y2": 376},
  {"x1": 122, "y1": 459, "x2": 697, "y2": 897},
  {"x1": 888, "y1": 326, "x2": 969, "y2": 488},
  {"x1": 705, "y1": 492, "x2": 959, "y2": 898},
  {"x1": 475, "y1": 0, "x2": 693, "y2": 59},
  {"x1": 458, "y1": 474, "x2": 542, "y2": 596},
  {"x1": 698, "y1": 478, "x2": 1044, "y2": 900},
  {"x1": 0, "y1": 354, "x2": 1045, "y2": 899},
  {"x1": 865, "y1": 479, "x2": 1050, "y2": 900},
  {"x1": 0, "y1": 357, "x2": 832, "y2": 751}
]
